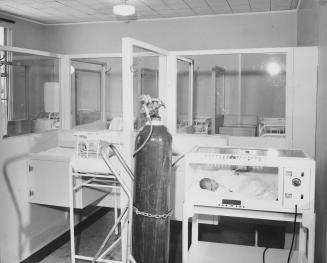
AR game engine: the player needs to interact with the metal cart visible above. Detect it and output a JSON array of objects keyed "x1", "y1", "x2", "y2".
[{"x1": 69, "y1": 132, "x2": 136, "y2": 263}]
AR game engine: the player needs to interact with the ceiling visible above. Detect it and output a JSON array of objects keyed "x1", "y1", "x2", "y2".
[{"x1": 0, "y1": 0, "x2": 300, "y2": 25}]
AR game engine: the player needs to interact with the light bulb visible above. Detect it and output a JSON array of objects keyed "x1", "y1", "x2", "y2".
[
  {"x1": 266, "y1": 62, "x2": 281, "y2": 76},
  {"x1": 70, "y1": 65, "x2": 75, "y2": 75}
]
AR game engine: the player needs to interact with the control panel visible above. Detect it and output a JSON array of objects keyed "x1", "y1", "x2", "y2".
[{"x1": 283, "y1": 168, "x2": 310, "y2": 209}]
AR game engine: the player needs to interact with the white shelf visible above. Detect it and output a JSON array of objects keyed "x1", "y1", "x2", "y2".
[{"x1": 188, "y1": 241, "x2": 303, "y2": 263}]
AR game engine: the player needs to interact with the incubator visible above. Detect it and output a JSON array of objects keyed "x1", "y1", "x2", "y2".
[
  {"x1": 185, "y1": 146, "x2": 315, "y2": 213},
  {"x1": 183, "y1": 146, "x2": 316, "y2": 263}
]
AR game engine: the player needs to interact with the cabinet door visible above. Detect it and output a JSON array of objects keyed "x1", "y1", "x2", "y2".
[
  {"x1": 29, "y1": 159, "x2": 70, "y2": 207},
  {"x1": 28, "y1": 159, "x2": 108, "y2": 208}
]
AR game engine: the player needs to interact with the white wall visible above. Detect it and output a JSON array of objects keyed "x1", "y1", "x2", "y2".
[
  {"x1": 0, "y1": 132, "x2": 68, "y2": 262},
  {"x1": 0, "y1": 13, "x2": 46, "y2": 50},
  {"x1": 44, "y1": 12, "x2": 298, "y2": 54},
  {"x1": 297, "y1": 0, "x2": 319, "y2": 46},
  {"x1": 298, "y1": 1, "x2": 327, "y2": 263}
]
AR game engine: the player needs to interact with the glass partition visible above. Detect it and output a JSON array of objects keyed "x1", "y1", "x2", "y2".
[
  {"x1": 70, "y1": 57, "x2": 123, "y2": 130},
  {"x1": 71, "y1": 60, "x2": 102, "y2": 127},
  {"x1": 176, "y1": 52, "x2": 287, "y2": 137},
  {"x1": 241, "y1": 53, "x2": 286, "y2": 137},
  {"x1": 177, "y1": 59, "x2": 192, "y2": 132},
  {"x1": 132, "y1": 46, "x2": 159, "y2": 131},
  {"x1": 0, "y1": 50, "x2": 60, "y2": 137}
]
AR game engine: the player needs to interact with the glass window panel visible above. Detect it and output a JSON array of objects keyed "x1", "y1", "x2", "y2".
[
  {"x1": 177, "y1": 54, "x2": 239, "y2": 135},
  {"x1": 177, "y1": 59, "x2": 191, "y2": 132},
  {"x1": 0, "y1": 51, "x2": 60, "y2": 137},
  {"x1": 71, "y1": 60, "x2": 102, "y2": 127},
  {"x1": 76, "y1": 69, "x2": 101, "y2": 125},
  {"x1": 0, "y1": 27, "x2": 4, "y2": 45},
  {"x1": 176, "y1": 53, "x2": 286, "y2": 137},
  {"x1": 70, "y1": 57, "x2": 123, "y2": 131},
  {"x1": 12, "y1": 64, "x2": 28, "y2": 120},
  {"x1": 133, "y1": 46, "x2": 159, "y2": 131},
  {"x1": 241, "y1": 53, "x2": 286, "y2": 137},
  {"x1": 105, "y1": 58, "x2": 123, "y2": 130}
]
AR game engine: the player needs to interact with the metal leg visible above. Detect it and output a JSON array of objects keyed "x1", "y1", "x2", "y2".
[
  {"x1": 298, "y1": 225, "x2": 306, "y2": 260},
  {"x1": 298, "y1": 212, "x2": 316, "y2": 263},
  {"x1": 114, "y1": 189, "x2": 118, "y2": 235},
  {"x1": 101, "y1": 145, "x2": 135, "y2": 263},
  {"x1": 192, "y1": 214, "x2": 199, "y2": 245},
  {"x1": 69, "y1": 167, "x2": 76, "y2": 263},
  {"x1": 307, "y1": 215, "x2": 316, "y2": 263},
  {"x1": 183, "y1": 203, "x2": 189, "y2": 263}
]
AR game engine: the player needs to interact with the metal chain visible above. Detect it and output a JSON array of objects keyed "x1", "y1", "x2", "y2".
[{"x1": 134, "y1": 206, "x2": 173, "y2": 219}]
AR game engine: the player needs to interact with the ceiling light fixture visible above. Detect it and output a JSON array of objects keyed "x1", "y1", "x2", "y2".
[{"x1": 113, "y1": 0, "x2": 135, "y2": 16}]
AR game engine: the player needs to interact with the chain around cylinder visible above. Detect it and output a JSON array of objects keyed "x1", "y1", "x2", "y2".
[{"x1": 133, "y1": 206, "x2": 173, "y2": 219}]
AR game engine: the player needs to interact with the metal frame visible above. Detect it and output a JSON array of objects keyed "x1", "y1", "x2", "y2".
[
  {"x1": 0, "y1": 45, "x2": 62, "y2": 58},
  {"x1": 69, "y1": 143, "x2": 136, "y2": 263},
  {"x1": 122, "y1": 37, "x2": 170, "y2": 164}
]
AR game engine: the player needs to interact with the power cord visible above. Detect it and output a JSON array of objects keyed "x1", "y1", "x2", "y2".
[
  {"x1": 263, "y1": 247, "x2": 269, "y2": 263},
  {"x1": 287, "y1": 205, "x2": 298, "y2": 263},
  {"x1": 262, "y1": 205, "x2": 298, "y2": 263},
  {"x1": 171, "y1": 153, "x2": 185, "y2": 167}
]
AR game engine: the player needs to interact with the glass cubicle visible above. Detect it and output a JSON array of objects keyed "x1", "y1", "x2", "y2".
[
  {"x1": 70, "y1": 57, "x2": 123, "y2": 130},
  {"x1": 0, "y1": 49, "x2": 60, "y2": 137},
  {"x1": 176, "y1": 52, "x2": 286, "y2": 137}
]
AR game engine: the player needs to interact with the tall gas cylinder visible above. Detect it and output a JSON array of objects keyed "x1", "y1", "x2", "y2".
[{"x1": 133, "y1": 118, "x2": 172, "y2": 263}]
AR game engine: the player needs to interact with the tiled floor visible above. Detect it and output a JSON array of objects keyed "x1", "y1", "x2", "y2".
[
  {"x1": 41, "y1": 209, "x2": 123, "y2": 263},
  {"x1": 40, "y1": 209, "x2": 183, "y2": 263},
  {"x1": 39, "y1": 209, "x2": 284, "y2": 263}
]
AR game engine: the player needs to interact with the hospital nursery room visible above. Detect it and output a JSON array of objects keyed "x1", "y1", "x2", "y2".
[{"x1": 0, "y1": 0, "x2": 327, "y2": 263}]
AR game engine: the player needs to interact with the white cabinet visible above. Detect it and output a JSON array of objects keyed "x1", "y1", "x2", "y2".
[{"x1": 28, "y1": 147, "x2": 108, "y2": 208}]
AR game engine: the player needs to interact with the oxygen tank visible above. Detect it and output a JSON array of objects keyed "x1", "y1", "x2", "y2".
[{"x1": 133, "y1": 96, "x2": 172, "y2": 263}]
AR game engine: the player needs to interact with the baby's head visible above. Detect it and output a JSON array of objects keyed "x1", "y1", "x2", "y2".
[{"x1": 200, "y1": 178, "x2": 219, "y2": 191}]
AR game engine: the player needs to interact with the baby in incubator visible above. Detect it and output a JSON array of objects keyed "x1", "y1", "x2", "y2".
[
  {"x1": 199, "y1": 168, "x2": 277, "y2": 200},
  {"x1": 200, "y1": 178, "x2": 219, "y2": 191}
]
